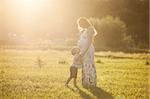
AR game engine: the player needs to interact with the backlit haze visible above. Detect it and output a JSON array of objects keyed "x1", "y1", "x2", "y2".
[{"x1": 0, "y1": 0, "x2": 81, "y2": 42}]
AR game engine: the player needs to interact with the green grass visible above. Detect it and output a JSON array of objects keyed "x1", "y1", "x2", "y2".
[{"x1": 0, "y1": 49, "x2": 149, "y2": 99}]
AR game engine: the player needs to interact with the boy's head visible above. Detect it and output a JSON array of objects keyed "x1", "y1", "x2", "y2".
[{"x1": 71, "y1": 46, "x2": 80, "y2": 55}]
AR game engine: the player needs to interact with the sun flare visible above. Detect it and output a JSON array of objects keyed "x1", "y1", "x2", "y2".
[{"x1": 5, "y1": 0, "x2": 49, "y2": 13}]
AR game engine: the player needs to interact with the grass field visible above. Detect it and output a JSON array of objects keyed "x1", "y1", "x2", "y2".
[{"x1": 0, "y1": 49, "x2": 149, "y2": 99}]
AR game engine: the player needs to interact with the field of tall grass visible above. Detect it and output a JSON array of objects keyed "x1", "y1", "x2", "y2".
[{"x1": 0, "y1": 49, "x2": 149, "y2": 99}]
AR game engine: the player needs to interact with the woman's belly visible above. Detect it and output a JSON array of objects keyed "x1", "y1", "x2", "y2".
[{"x1": 82, "y1": 44, "x2": 95, "y2": 63}]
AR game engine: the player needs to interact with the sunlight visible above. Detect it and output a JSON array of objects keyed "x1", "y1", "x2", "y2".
[
  {"x1": 6, "y1": 0, "x2": 49, "y2": 13},
  {"x1": 2, "y1": 0, "x2": 71, "y2": 40},
  {"x1": 3, "y1": 0, "x2": 56, "y2": 38},
  {"x1": 0, "y1": 0, "x2": 149, "y2": 98},
  {"x1": 15, "y1": 0, "x2": 44, "y2": 8}
]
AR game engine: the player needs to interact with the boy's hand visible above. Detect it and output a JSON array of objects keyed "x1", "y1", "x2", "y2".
[
  {"x1": 78, "y1": 54, "x2": 83, "y2": 63},
  {"x1": 79, "y1": 53, "x2": 84, "y2": 57}
]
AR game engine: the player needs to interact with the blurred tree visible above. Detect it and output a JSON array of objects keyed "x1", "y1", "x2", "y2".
[
  {"x1": 92, "y1": 0, "x2": 149, "y2": 49},
  {"x1": 90, "y1": 16, "x2": 134, "y2": 51}
]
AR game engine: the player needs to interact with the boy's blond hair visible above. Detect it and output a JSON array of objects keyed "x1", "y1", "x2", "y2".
[{"x1": 71, "y1": 46, "x2": 80, "y2": 55}]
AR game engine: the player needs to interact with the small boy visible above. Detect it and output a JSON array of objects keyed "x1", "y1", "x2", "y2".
[{"x1": 65, "y1": 46, "x2": 82, "y2": 87}]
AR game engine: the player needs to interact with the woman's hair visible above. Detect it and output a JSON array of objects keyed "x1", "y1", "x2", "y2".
[{"x1": 77, "y1": 17, "x2": 97, "y2": 36}]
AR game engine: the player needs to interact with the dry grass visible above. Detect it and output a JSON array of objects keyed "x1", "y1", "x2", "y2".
[{"x1": 0, "y1": 49, "x2": 149, "y2": 99}]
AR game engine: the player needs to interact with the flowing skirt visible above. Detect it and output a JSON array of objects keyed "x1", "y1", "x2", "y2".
[
  {"x1": 82, "y1": 46, "x2": 97, "y2": 87},
  {"x1": 82, "y1": 63, "x2": 97, "y2": 87}
]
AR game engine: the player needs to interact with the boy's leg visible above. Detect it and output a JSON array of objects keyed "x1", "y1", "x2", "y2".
[
  {"x1": 73, "y1": 68, "x2": 78, "y2": 87},
  {"x1": 73, "y1": 78, "x2": 77, "y2": 87},
  {"x1": 66, "y1": 77, "x2": 72, "y2": 85},
  {"x1": 65, "y1": 67, "x2": 73, "y2": 86}
]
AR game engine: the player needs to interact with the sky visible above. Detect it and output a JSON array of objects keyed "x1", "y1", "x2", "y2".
[{"x1": 0, "y1": 0, "x2": 82, "y2": 39}]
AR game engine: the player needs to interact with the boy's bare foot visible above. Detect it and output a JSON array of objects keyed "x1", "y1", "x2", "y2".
[
  {"x1": 74, "y1": 87, "x2": 79, "y2": 92},
  {"x1": 64, "y1": 83, "x2": 68, "y2": 88}
]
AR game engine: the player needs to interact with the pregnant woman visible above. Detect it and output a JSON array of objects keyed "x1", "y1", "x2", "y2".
[{"x1": 77, "y1": 17, "x2": 97, "y2": 88}]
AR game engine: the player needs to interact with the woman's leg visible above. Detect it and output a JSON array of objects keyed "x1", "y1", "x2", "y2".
[
  {"x1": 89, "y1": 64, "x2": 97, "y2": 87},
  {"x1": 82, "y1": 64, "x2": 97, "y2": 87},
  {"x1": 82, "y1": 64, "x2": 90, "y2": 88}
]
